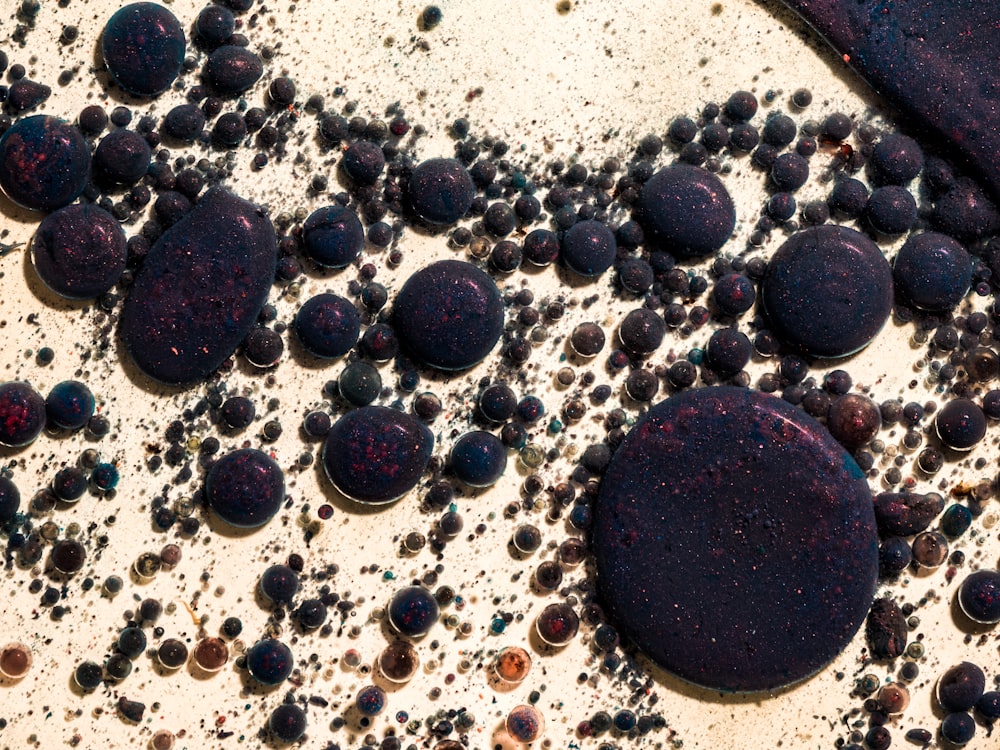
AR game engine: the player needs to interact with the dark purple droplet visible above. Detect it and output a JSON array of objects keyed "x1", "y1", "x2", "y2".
[
  {"x1": 322, "y1": 405, "x2": 434, "y2": 505},
  {"x1": 957, "y1": 569, "x2": 1000, "y2": 625},
  {"x1": 302, "y1": 206, "x2": 364, "y2": 269},
  {"x1": 935, "y1": 398, "x2": 987, "y2": 451},
  {"x1": 32, "y1": 204, "x2": 127, "y2": 300},
  {"x1": 826, "y1": 393, "x2": 882, "y2": 449},
  {"x1": 387, "y1": 585, "x2": 440, "y2": 637},
  {"x1": 203, "y1": 45, "x2": 263, "y2": 96},
  {"x1": 205, "y1": 448, "x2": 285, "y2": 529},
  {"x1": 245, "y1": 639, "x2": 293, "y2": 685},
  {"x1": 560, "y1": 219, "x2": 617, "y2": 278},
  {"x1": 408, "y1": 157, "x2": 475, "y2": 225},
  {"x1": 761, "y1": 225, "x2": 893, "y2": 358},
  {"x1": 101, "y1": 3, "x2": 186, "y2": 97},
  {"x1": 120, "y1": 187, "x2": 277, "y2": 385},
  {"x1": 293, "y1": 293, "x2": 360, "y2": 358},
  {"x1": 268, "y1": 703, "x2": 307, "y2": 742},
  {"x1": 592, "y1": 386, "x2": 878, "y2": 692},
  {"x1": 93, "y1": 129, "x2": 151, "y2": 186},
  {"x1": 937, "y1": 662, "x2": 986, "y2": 712},
  {"x1": 892, "y1": 232, "x2": 972, "y2": 312},
  {"x1": 0, "y1": 381, "x2": 46, "y2": 448},
  {"x1": 636, "y1": 164, "x2": 736, "y2": 258},
  {"x1": 45, "y1": 380, "x2": 96, "y2": 430},
  {"x1": 50, "y1": 538, "x2": 86, "y2": 574},
  {"x1": 0, "y1": 476, "x2": 20, "y2": 523},
  {"x1": 449, "y1": 430, "x2": 507, "y2": 487},
  {"x1": 391, "y1": 259, "x2": 504, "y2": 371},
  {"x1": 0, "y1": 115, "x2": 90, "y2": 212}
]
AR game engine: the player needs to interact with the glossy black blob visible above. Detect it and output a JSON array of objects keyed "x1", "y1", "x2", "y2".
[
  {"x1": 388, "y1": 585, "x2": 439, "y2": 637},
  {"x1": 0, "y1": 115, "x2": 90, "y2": 212},
  {"x1": 873, "y1": 492, "x2": 944, "y2": 537},
  {"x1": 826, "y1": 393, "x2": 881, "y2": 449},
  {"x1": 937, "y1": 662, "x2": 986, "y2": 712},
  {"x1": 242, "y1": 326, "x2": 283, "y2": 368},
  {"x1": 940, "y1": 712, "x2": 976, "y2": 746},
  {"x1": 866, "y1": 185, "x2": 917, "y2": 235},
  {"x1": 93, "y1": 129, "x2": 151, "y2": 185},
  {"x1": 205, "y1": 448, "x2": 285, "y2": 529},
  {"x1": 342, "y1": 141, "x2": 385, "y2": 185},
  {"x1": 957, "y1": 570, "x2": 1000, "y2": 624},
  {"x1": 245, "y1": 639, "x2": 294, "y2": 686},
  {"x1": 302, "y1": 206, "x2": 364, "y2": 269},
  {"x1": 220, "y1": 396, "x2": 255, "y2": 429},
  {"x1": 45, "y1": 381, "x2": 95, "y2": 430},
  {"x1": 260, "y1": 564, "x2": 299, "y2": 605},
  {"x1": 522, "y1": 229, "x2": 560, "y2": 267},
  {"x1": 337, "y1": 361, "x2": 381, "y2": 406},
  {"x1": 870, "y1": 133, "x2": 923, "y2": 185},
  {"x1": 592, "y1": 387, "x2": 878, "y2": 691},
  {"x1": 712, "y1": 273, "x2": 756, "y2": 316},
  {"x1": 408, "y1": 158, "x2": 475, "y2": 225},
  {"x1": 618, "y1": 308, "x2": 665, "y2": 355},
  {"x1": 636, "y1": 164, "x2": 736, "y2": 258},
  {"x1": 892, "y1": 232, "x2": 971, "y2": 312},
  {"x1": 120, "y1": 187, "x2": 277, "y2": 385},
  {"x1": 32, "y1": 204, "x2": 127, "y2": 300},
  {"x1": 560, "y1": 219, "x2": 616, "y2": 277},
  {"x1": 162, "y1": 103, "x2": 207, "y2": 142},
  {"x1": 878, "y1": 536, "x2": 912, "y2": 578},
  {"x1": 196, "y1": 5, "x2": 236, "y2": 47},
  {"x1": 296, "y1": 598, "x2": 328, "y2": 629},
  {"x1": 101, "y1": 3, "x2": 186, "y2": 97},
  {"x1": 269, "y1": 703, "x2": 307, "y2": 743},
  {"x1": 0, "y1": 382, "x2": 46, "y2": 448},
  {"x1": 761, "y1": 225, "x2": 893, "y2": 358},
  {"x1": 0, "y1": 476, "x2": 20, "y2": 523},
  {"x1": 391, "y1": 260, "x2": 504, "y2": 371},
  {"x1": 478, "y1": 383, "x2": 517, "y2": 422},
  {"x1": 203, "y1": 45, "x2": 263, "y2": 96},
  {"x1": 450, "y1": 430, "x2": 507, "y2": 487},
  {"x1": 294, "y1": 293, "x2": 360, "y2": 358},
  {"x1": 535, "y1": 602, "x2": 579, "y2": 646},
  {"x1": 322, "y1": 405, "x2": 433, "y2": 505},
  {"x1": 50, "y1": 538, "x2": 86, "y2": 574},
  {"x1": 776, "y1": 1, "x2": 1000, "y2": 201},
  {"x1": 705, "y1": 327, "x2": 752, "y2": 376},
  {"x1": 935, "y1": 398, "x2": 987, "y2": 451}
]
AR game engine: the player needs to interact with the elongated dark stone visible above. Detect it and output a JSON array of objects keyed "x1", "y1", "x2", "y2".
[
  {"x1": 866, "y1": 597, "x2": 907, "y2": 660},
  {"x1": 120, "y1": 187, "x2": 277, "y2": 385}
]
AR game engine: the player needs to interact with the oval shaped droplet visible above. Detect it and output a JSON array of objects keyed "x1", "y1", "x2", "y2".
[{"x1": 120, "y1": 187, "x2": 277, "y2": 385}]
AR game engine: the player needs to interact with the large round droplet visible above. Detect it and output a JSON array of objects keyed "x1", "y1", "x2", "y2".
[
  {"x1": 592, "y1": 386, "x2": 878, "y2": 692},
  {"x1": 101, "y1": 3, "x2": 186, "y2": 97},
  {"x1": 0, "y1": 115, "x2": 90, "y2": 212},
  {"x1": 205, "y1": 448, "x2": 285, "y2": 529},
  {"x1": 761, "y1": 225, "x2": 892, "y2": 358},
  {"x1": 636, "y1": 164, "x2": 736, "y2": 258},
  {"x1": 391, "y1": 260, "x2": 503, "y2": 371},
  {"x1": 322, "y1": 406, "x2": 434, "y2": 504}
]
